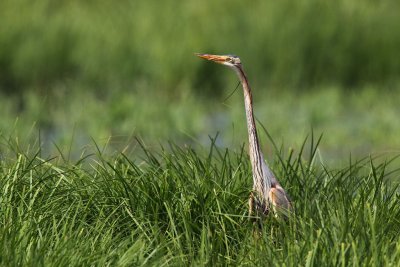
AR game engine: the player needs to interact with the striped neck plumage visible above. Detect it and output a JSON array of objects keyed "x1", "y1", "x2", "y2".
[{"x1": 233, "y1": 66, "x2": 272, "y2": 199}]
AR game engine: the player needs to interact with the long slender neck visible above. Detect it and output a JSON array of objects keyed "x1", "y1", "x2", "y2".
[{"x1": 233, "y1": 66, "x2": 271, "y2": 195}]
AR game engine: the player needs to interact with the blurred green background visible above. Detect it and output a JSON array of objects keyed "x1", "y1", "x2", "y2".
[{"x1": 1, "y1": 0, "x2": 399, "y2": 163}]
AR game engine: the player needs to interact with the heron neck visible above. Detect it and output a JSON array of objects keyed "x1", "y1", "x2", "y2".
[{"x1": 234, "y1": 66, "x2": 270, "y2": 193}]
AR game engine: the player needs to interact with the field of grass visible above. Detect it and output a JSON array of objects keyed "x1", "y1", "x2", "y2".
[
  {"x1": 1, "y1": 0, "x2": 400, "y2": 94},
  {"x1": 1, "y1": 0, "x2": 400, "y2": 265},
  {"x1": 0, "y1": 136, "x2": 399, "y2": 266},
  {"x1": 1, "y1": 0, "x2": 400, "y2": 162},
  {"x1": 2, "y1": 85, "x2": 400, "y2": 165}
]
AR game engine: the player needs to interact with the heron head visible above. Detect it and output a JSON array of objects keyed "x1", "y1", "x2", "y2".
[{"x1": 195, "y1": 53, "x2": 241, "y2": 68}]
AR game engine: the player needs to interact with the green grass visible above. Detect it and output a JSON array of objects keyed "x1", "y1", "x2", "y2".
[
  {"x1": 1, "y1": 0, "x2": 400, "y2": 94},
  {"x1": 2, "y1": 0, "x2": 400, "y2": 163},
  {"x1": 1, "y1": 135, "x2": 399, "y2": 266},
  {"x1": 2, "y1": 1, "x2": 399, "y2": 264},
  {"x1": 2, "y1": 85, "x2": 400, "y2": 164}
]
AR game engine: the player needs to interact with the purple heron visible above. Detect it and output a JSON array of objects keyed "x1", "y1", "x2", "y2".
[{"x1": 196, "y1": 53, "x2": 292, "y2": 218}]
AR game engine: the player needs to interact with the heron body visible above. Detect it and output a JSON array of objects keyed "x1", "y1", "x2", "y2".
[{"x1": 196, "y1": 53, "x2": 292, "y2": 217}]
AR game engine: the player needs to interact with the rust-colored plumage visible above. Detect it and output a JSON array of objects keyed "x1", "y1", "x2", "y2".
[{"x1": 196, "y1": 53, "x2": 292, "y2": 219}]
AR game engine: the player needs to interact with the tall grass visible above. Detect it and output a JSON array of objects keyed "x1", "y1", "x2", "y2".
[
  {"x1": 1, "y1": 0, "x2": 400, "y2": 95},
  {"x1": 1, "y1": 135, "x2": 399, "y2": 266},
  {"x1": 2, "y1": 85, "x2": 399, "y2": 162},
  {"x1": 1, "y1": 0, "x2": 400, "y2": 161}
]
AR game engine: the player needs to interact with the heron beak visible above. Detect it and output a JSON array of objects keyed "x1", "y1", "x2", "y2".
[{"x1": 195, "y1": 53, "x2": 228, "y2": 64}]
